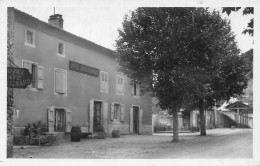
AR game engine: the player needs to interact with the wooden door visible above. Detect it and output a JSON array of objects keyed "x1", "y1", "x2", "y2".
[
  {"x1": 93, "y1": 101, "x2": 102, "y2": 132},
  {"x1": 55, "y1": 108, "x2": 65, "y2": 132},
  {"x1": 133, "y1": 106, "x2": 139, "y2": 134}
]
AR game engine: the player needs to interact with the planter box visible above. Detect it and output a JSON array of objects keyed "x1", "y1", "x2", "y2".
[{"x1": 13, "y1": 135, "x2": 29, "y2": 146}]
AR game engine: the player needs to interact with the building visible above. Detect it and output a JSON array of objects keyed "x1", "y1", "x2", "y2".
[{"x1": 9, "y1": 7, "x2": 152, "y2": 136}]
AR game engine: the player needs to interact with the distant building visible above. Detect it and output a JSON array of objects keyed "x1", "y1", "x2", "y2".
[{"x1": 8, "y1": 7, "x2": 152, "y2": 136}]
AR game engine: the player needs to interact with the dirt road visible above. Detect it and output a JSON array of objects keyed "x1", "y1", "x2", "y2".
[{"x1": 13, "y1": 128, "x2": 252, "y2": 159}]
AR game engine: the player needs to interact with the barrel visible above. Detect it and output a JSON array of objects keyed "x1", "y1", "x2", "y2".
[{"x1": 71, "y1": 126, "x2": 81, "y2": 142}]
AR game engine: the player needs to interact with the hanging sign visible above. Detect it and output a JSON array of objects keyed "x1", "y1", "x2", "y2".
[
  {"x1": 7, "y1": 67, "x2": 32, "y2": 88},
  {"x1": 69, "y1": 61, "x2": 99, "y2": 77}
]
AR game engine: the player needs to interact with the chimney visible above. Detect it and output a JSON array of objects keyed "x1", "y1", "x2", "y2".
[{"x1": 48, "y1": 14, "x2": 63, "y2": 30}]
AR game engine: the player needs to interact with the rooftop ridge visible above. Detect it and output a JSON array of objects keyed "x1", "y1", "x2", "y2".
[{"x1": 13, "y1": 7, "x2": 116, "y2": 55}]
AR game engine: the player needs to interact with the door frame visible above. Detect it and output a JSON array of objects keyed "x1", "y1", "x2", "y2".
[
  {"x1": 132, "y1": 105, "x2": 140, "y2": 134},
  {"x1": 52, "y1": 106, "x2": 67, "y2": 132},
  {"x1": 90, "y1": 99, "x2": 105, "y2": 133}
]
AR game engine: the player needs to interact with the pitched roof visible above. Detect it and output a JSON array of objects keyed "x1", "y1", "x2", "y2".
[{"x1": 13, "y1": 8, "x2": 116, "y2": 57}]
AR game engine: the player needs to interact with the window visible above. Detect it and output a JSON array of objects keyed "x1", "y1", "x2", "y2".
[
  {"x1": 22, "y1": 60, "x2": 44, "y2": 90},
  {"x1": 110, "y1": 103, "x2": 125, "y2": 122},
  {"x1": 114, "y1": 103, "x2": 120, "y2": 119},
  {"x1": 116, "y1": 75, "x2": 124, "y2": 95},
  {"x1": 55, "y1": 68, "x2": 67, "y2": 94},
  {"x1": 57, "y1": 41, "x2": 65, "y2": 57},
  {"x1": 25, "y1": 28, "x2": 35, "y2": 47},
  {"x1": 131, "y1": 81, "x2": 140, "y2": 97},
  {"x1": 100, "y1": 71, "x2": 109, "y2": 93}
]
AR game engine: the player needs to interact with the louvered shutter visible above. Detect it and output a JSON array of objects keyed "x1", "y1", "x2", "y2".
[
  {"x1": 103, "y1": 102, "x2": 108, "y2": 133},
  {"x1": 47, "y1": 107, "x2": 55, "y2": 132},
  {"x1": 100, "y1": 71, "x2": 103, "y2": 92},
  {"x1": 129, "y1": 107, "x2": 133, "y2": 133},
  {"x1": 89, "y1": 100, "x2": 94, "y2": 133},
  {"x1": 55, "y1": 69, "x2": 62, "y2": 93},
  {"x1": 65, "y1": 108, "x2": 72, "y2": 132},
  {"x1": 105, "y1": 73, "x2": 109, "y2": 93},
  {"x1": 37, "y1": 65, "x2": 44, "y2": 89},
  {"x1": 120, "y1": 105, "x2": 125, "y2": 121},
  {"x1": 131, "y1": 83, "x2": 134, "y2": 96},
  {"x1": 111, "y1": 103, "x2": 114, "y2": 120},
  {"x1": 136, "y1": 83, "x2": 140, "y2": 96},
  {"x1": 139, "y1": 109, "x2": 143, "y2": 134},
  {"x1": 62, "y1": 70, "x2": 67, "y2": 94}
]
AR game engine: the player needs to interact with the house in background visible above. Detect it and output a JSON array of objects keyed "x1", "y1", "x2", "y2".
[
  {"x1": 9, "y1": 7, "x2": 153, "y2": 137},
  {"x1": 218, "y1": 99, "x2": 252, "y2": 128}
]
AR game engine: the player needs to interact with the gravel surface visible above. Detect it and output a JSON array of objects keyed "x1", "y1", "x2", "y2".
[{"x1": 13, "y1": 128, "x2": 252, "y2": 159}]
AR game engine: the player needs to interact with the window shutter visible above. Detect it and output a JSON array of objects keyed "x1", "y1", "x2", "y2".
[
  {"x1": 129, "y1": 107, "x2": 133, "y2": 133},
  {"x1": 47, "y1": 107, "x2": 55, "y2": 132},
  {"x1": 37, "y1": 65, "x2": 44, "y2": 90},
  {"x1": 62, "y1": 71, "x2": 67, "y2": 94},
  {"x1": 103, "y1": 102, "x2": 108, "y2": 133},
  {"x1": 106, "y1": 73, "x2": 109, "y2": 93},
  {"x1": 65, "y1": 108, "x2": 72, "y2": 132},
  {"x1": 139, "y1": 109, "x2": 143, "y2": 134},
  {"x1": 131, "y1": 83, "x2": 134, "y2": 96},
  {"x1": 111, "y1": 103, "x2": 114, "y2": 121},
  {"x1": 136, "y1": 83, "x2": 140, "y2": 96},
  {"x1": 89, "y1": 100, "x2": 94, "y2": 133},
  {"x1": 120, "y1": 105, "x2": 125, "y2": 122},
  {"x1": 55, "y1": 69, "x2": 62, "y2": 93}
]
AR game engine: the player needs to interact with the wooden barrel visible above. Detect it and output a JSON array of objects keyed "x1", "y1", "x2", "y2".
[
  {"x1": 71, "y1": 126, "x2": 81, "y2": 142},
  {"x1": 112, "y1": 130, "x2": 120, "y2": 138}
]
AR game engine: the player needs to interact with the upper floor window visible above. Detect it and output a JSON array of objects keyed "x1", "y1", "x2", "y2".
[
  {"x1": 22, "y1": 60, "x2": 44, "y2": 90},
  {"x1": 57, "y1": 41, "x2": 65, "y2": 57},
  {"x1": 55, "y1": 68, "x2": 67, "y2": 94},
  {"x1": 100, "y1": 71, "x2": 109, "y2": 93},
  {"x1": 25, "y1": 28, "x2": 35, "y2": 47},
  {"x1": 131, "y1": 81, "x2": 140, "y2": 97},
  {"x1": 116, "y1": 75, "x2": 124, "y2": 95}
]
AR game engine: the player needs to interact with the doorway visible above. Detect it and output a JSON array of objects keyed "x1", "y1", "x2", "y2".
[
  {"x1": 133, "y1": 106, "x2": 139, "y2": 134},
  {"x1": 54, "y1": 108, "x2": 66, "y2": 132},
  {"x1": 93, "y1": 101, "x2": 102, "y2": 132}
]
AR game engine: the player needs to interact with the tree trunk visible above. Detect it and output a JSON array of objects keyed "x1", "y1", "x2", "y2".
[
  {"x1": 172, "y1": 107, "x2": 179, "y2": 142},
  {"x1": 198, "y1": 99, "x2": 206, "y2": 136}
]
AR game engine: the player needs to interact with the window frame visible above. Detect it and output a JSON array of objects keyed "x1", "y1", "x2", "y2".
[
  {"x1": 24, "y1": 28, "x2": 35, "y2": 48},
  {"x1": 54, "y1": 68, "x2": 67, "y2": 95},
  {"x1": 116, "y1": 75, "x2": 124, "y2": 95},
  {"x1": 132, "y1": 81, "x2": 140, "y2": 98},
  {"x1": 57, "y1": 40, "x2": 65, "y2": 57},
  {"x1": 100, "y1": 71, "x2": 109, "y2": 93},
  {"x1": 22, "y1": 59, "x2": 38, "y2": 91}
]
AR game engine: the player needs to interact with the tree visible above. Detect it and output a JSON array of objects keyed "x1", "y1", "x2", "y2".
[
  {"x1": 116, "y1": 7, "x2": 249, "y2": 139},
  {"x1": 222, "y1": 7, "x2": 254, "y2": 36}
]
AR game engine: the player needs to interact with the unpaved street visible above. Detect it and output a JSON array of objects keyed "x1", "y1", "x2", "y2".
[{"x1": 13, "y1": 128, "x2": 252, "y2": 159}]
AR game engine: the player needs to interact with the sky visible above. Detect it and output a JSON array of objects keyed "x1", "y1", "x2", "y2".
[
  {"x1": 0, "y1": 0, "x2": 260, "y2": 163},
  {"x1": 2, "y1": 1, "x2": 254, "y2": 53}
]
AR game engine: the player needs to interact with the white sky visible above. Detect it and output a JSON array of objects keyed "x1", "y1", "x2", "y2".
[{"x1": 3, "y1": 1, "x2": 254, "y2": 53}]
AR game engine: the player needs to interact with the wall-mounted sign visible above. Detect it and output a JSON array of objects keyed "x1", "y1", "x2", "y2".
[
  {"x1": 69, "y1": 61, "x2": 99, "y2": 77},
  {"x1": 7, "y1": 67, "x2": 32, "y2": 88}
]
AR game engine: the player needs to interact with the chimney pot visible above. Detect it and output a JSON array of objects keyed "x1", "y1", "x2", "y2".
[{"x1": 48, "y1": 14, "x2": 63, "y2": 29}]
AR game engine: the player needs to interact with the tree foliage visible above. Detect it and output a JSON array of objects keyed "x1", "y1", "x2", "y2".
[
  {"x1": 116, "y1": 7, "x2": 249, "y2": 138},
  {"x1": 222, "y1": 7, "x2": 254, "y2": 36}
]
